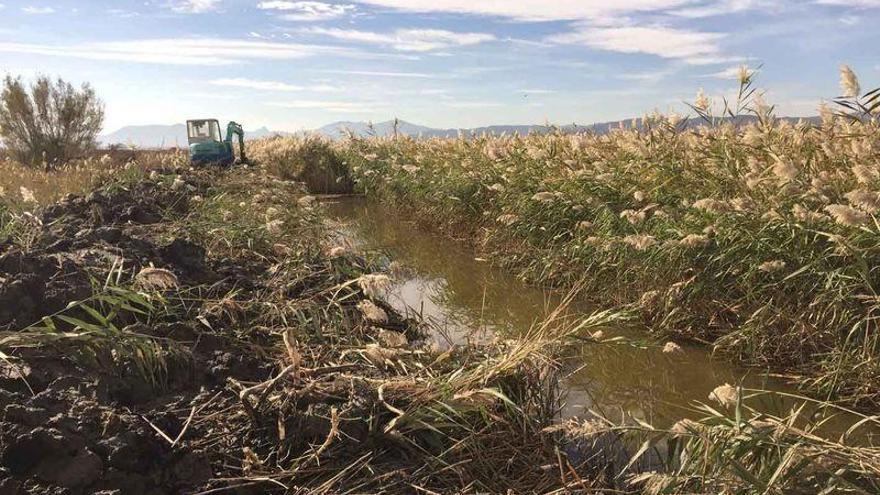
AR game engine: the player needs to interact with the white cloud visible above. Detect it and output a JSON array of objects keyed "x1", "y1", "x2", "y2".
[
  {"x1": 706, "y1": 66, "x2": 745, "y2": 79},
  {"x1": 816, "y1": 0, "x2": 880, "y2": 6},
  {"x1": 318, "y1": 69, "x2": 436, "y2": 78},
  {"x1": 302, "y1": 27, "x2": 495, "y2": 52},
  {"x1": 671, "y1": 0, "x2": 781, "y2": 18},
  {"x1": 210, "y1": 77, "x2": 340, "y2": 92},
  {"x1": 269, "y1": 100, "x2": 379, "y2": 112},
  {"x1": 350, "y1": 0, "x2": 696, "y2": 21},
  {"x1": 547, "y1": 26, "x2": 727, "y2": 64},
  {"x1": 0, "y1": 38, "x2": 339, "y2": 65},
  {"x1": 169, "y1": 0, "x2": 221, "y2": 13},
  {"x1": 22, "y1": 6, "x2": 55, "y2": 14},
  {"x1": 258, "y1": 1, "x2": 355, "y2": 21}
]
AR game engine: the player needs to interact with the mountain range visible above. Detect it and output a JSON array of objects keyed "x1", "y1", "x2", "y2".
[
  {"x1": 100, "y1": 124, "x2": 291, "y2": 148},
  {"x1": 100, "y1": 116, "x2": 821, "y2": 149}
]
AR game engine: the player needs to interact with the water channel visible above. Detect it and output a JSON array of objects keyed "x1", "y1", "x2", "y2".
[{"x1": 325, "y1": 197, "x2": 873, "y2": 436}]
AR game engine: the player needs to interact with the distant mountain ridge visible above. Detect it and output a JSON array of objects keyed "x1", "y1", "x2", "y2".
[
  {"x1": 314, "y1": 120, "x2": 548, "y2": 139},
  {"x1": 101, "y1": 116, "x2": 821, "y2": 148},
  {"x1": 99, "y1": 124, "x2": 291, "y2": 148},
  {"x1": 315, "y1": 116, "x2": 821, "y2": 139}
]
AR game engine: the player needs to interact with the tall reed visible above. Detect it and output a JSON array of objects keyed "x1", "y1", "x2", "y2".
[{"x1": 328, "y1": 66, "x2": 880, "y2": 407}]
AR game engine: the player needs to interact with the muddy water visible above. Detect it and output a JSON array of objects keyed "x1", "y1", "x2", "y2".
[{"x1": 325, "y1": 197, "x2": 866, "y2": 431}]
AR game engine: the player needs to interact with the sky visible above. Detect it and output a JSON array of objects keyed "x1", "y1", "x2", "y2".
[{"x1": 0, "y1": 0, "x2": 878, "y2": 133}]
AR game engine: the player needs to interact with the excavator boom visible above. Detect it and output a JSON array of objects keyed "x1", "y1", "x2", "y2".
[{"x1": 225, "y1": 121, "x2": 246, "y2": 163}]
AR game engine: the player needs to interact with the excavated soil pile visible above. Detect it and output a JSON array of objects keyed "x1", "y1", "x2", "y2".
[
  {"x1": 0, "y1": 167, "x2": 571, "y2": 494},
  {"x1": 0, "y1": 170, "x2": 274, "y2": 494}
]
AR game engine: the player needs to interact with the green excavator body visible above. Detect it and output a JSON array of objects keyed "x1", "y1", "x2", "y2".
[{"x1": 186, "y1": 119, "x2": 246, "y2": 166}]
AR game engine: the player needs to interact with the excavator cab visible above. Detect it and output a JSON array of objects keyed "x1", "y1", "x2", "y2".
[{"x1": 187, "y1": 119, "x2": 246, "y2": 167}]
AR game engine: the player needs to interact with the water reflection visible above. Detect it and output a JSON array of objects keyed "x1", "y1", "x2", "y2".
[{"x1": 325, "y1": 197, "x2": 871, "y2": 434}]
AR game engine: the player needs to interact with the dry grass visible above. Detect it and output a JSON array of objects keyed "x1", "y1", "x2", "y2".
[
  {"x1": 248, "y1": 135, "x2": 353, "y2": 194},
  {"x1": 0, "y1": 149, "x2": 184, "y2": 207},
  {"x1": 319, "y1": 66, "x2": 880, "y2": 408},
  {"x1": 0, "y1": 149, "x2": 186, "y2": 246},
  {"x1": 562, "y1": 387, "x2": 880, "y2": 494},
  {"x1": 1, "y1": 158, "x2": 625, "y2": 492}
]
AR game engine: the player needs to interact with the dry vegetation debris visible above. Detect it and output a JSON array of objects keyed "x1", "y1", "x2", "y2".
[{"x1": 0, "y1": 163, "x2": 618, "y2": 494}]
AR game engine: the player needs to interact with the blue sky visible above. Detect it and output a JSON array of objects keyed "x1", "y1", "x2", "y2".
[{"x1": 0, "y1": 0, "x2": 877, "y2": 132}]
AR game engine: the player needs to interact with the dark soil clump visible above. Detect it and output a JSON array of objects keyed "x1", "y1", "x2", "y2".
[
  {"x1": 0, "y1": 169, "x2": 277, "y2": 493},
  {"x1": 0, "y1": 165, "x2": 578, "y2": 494}
]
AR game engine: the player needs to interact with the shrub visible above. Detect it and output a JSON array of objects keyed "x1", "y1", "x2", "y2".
[
  {"x1": 249, "y1": 135, "x2": 353, "y2": 194},
  {"x1": 0, "y1": 75, "x2": 105, "y2": 168}
]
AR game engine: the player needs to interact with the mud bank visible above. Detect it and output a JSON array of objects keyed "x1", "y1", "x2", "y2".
[
  {"x1": 0, "y1": 166, "x2": 610, "y2": 494},
  {"x1": 1, "y1": 169, "x2": 267, "y2": 494}
]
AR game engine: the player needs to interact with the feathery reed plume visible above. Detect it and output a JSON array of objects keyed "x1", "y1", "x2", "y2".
[
  {"x1": 840, "y1": 65, "x2": 861, "y2": 98},
  {"x1": 662, "y1": 341, "x2": 683, "y2": 354},
  {"x1": 709, "y1": 383, "x2": 739, "y2": 407},
  {"x1": 824, "y1": 204, "x2": 870, "y2": 227},
  {"x1": 135, "y1": 267, "x2": 179, "y2": 290},
  {"x1": 357, "y1": 274, "x2": 392, "y2": 299},
  {"x1": 357, "y1": 299, "x2": 388, "y2": 323}
]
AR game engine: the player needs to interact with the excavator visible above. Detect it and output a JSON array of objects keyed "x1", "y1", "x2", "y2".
[{"x1": 186, "y1": 119, "x2": 246, "y2": 167}]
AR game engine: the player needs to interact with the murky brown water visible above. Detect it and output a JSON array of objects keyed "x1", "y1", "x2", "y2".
[{"x1": 325, "y1": 197, "x2": 873, "y2": 433}]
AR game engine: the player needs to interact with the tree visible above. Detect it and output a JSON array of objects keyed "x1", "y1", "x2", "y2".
[{"x1": 0, "y1": 75, "x2": 104, "y2": 168}]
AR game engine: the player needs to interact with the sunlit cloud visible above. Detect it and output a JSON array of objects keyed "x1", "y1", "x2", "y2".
[
  {"x1": 547, "y1": 26, "x2": 728, "y2": 64},
  {"x1": 815, "y1": 0, "x2": 880, "y2": 6},
  {"x1": 22, "y1": 6, "x2": 55, "y2": 14},
  {"x1": 317, "y1": 69, "x2": 437, "y2": 78},
  {"x1": 617, "y1": 66, "x2": 681, "y2": 82},
  {"x1": 269, "y1": 100, "x2": 381, "y2": 112},
  {"x1": 211, "y1": 77, "x2": 341, "y2": 92},
  {"x1": 169, "y1": 0, "x2": 221, "y2": 13},
  {"x1": 706, "y1": 65, "x2": 748, "y2": 79},
  {"x1": 671, "y1": 0, "x2": 782, "y2": 18},
  {"x1": 301, "y1": 27, "x2": 496, "y2": 52},
  {"x1": 350, "y1": 0, "x2": 696, "y2": 21},
  {"x1": 0, "y1": 38, "x2": 352, "y2": 65},
  {"x1": 258, "y1": 1, "x2": 355, "y2": 21}
]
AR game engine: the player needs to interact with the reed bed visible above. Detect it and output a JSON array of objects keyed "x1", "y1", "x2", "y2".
[
  {"x1": 557, "y1": 386, "x2": 880, "y2": 494},
  {"x1": 0, "y1": 149, "x2": 183, "y2": 207},
  {"x1": 216, "y1": 65, "x2": 880, "y2": 494},
  {"x1": 315, "y1": 66, "x2": 880, "y2": 409},
  {"x1": 249, "y1": 135, "x2": 353, "y2": 194}
]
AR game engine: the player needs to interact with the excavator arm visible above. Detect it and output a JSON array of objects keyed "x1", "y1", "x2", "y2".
[{"x1": 225, "y1": 121, "x2": 246, "y2": 163}]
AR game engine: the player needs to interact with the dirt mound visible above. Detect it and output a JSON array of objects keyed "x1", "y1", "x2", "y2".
[
  {"x1": 0, "y1": 170, "x2": 216, "y2": 330},
  {"x1": 0, "y1": 165, "x2": 575, "y2": 494},
  {"x1": 1, "y1": 377, "x2": 211, "y2": 494},
  {"x1": 0, "y1": 168, "x2": 277, "y2": 493}
]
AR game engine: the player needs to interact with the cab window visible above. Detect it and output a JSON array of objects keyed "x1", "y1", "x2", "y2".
[{"x1": 187, "y1": 120, "x2": 222, "y2": 143}]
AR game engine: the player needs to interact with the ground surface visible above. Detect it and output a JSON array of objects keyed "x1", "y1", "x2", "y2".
[{"x1": 0, "y1": 165, "x2": 571, "y2": 494}]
